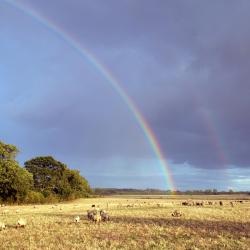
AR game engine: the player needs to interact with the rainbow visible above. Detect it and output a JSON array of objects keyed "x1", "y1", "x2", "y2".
[{"x1": 2, "y1": 0, "x2": 175, "y2": 190}]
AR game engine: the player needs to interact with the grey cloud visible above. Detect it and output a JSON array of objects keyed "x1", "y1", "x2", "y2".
[{"x1": 1, "y1": 1, "x2": 250, "y2": 190}]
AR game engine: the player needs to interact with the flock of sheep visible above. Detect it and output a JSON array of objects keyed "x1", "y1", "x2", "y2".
[
  {"x1": 87, "y1": 205, "x2": 110, "y2": 223},
  {"x1": 0, "y1": 218, "x2": 26, "y2": 230},
  {"x1": 181, "y1": 200, "x2": 244, "y2": 207},
  {"x1": 0, "y1": 204, "x2": 110, "y2": 230},
  {"x1": 0, "y1": 199, "x2": 246, "y2": 230}
]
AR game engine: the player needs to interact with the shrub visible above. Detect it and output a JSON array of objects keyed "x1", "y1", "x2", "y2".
[{"x1": 25, "y1": 191, "x2": 45, "y2": 204}]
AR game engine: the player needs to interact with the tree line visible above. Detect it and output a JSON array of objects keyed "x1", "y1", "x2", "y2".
[
  {"x1": 93, "y1": 188, "x2": 250, "y2": 196},
  {"x1": 0, "y1": 140, "x2": 92, "y2": 203}
]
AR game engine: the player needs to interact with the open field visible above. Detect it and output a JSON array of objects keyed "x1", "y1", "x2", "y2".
[{"x1": 0, "y1": 195, "x2": 249, "y2": 250}]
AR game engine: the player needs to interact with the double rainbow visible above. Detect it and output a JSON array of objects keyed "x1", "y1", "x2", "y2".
[{"x1": 2, "y1": 0, "x2": 175, "y2": 190}]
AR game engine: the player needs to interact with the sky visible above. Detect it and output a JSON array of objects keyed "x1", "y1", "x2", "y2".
[{"x1": 0, "y1": 0, "x2": 250, "y2": 191}]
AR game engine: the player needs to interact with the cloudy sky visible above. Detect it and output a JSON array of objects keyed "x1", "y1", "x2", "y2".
[{"x1": 1, "y1": 0, "x2": 250, "y2": 190}]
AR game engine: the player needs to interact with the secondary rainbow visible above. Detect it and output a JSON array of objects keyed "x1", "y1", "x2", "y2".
[{"x1": 2, "y1": 0, "x2": 175, "y2": 190}]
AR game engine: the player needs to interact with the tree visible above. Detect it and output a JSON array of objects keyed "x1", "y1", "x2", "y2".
[
  {"x1": 0, "y1": 140, "x2": 33, "y2": 202},
  {"x1": 65, "y1": 169, "x2": 92, "y2": 198},
  {"x1": 24, "y1": 156, "x2": 66, "y2": 194},
  {"x1": 24, "y1": 156, "x2": 91, "y2": 199}
]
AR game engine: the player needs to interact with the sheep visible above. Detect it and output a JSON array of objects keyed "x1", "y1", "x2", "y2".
[
  {"x1": 172, "y1": 210, "x2": 182, "y2": 217},
  {"x1": 92, "y1": 213, "x2": 101, "y2": 223},
  {"x1": 87, "y1": 210, "x2": 95, "y2": 221},
  {"x1": 16, "y1": 218, "x2": 26, "y2": 228},
  {"x1": 195, "y1": 201, "x2": 204, "y2": 206},
  {"x1": 182, "y1": 201, "x2": 193, "y2": 206},
  {"x1": 127, "y1": 204, "x2": 134, "y2": 208},
  {"x1": 100, "y1": 210, "x2": 110, "y2": 222},
  {"x1": 219, "y1": 201, "x2": 223, "y2": 206},
  {"x1": 74, "y1": 216, "x2": 80, "y2": 223},
  {"x1": 0, "y1": 222, "x2": 6, "y2": 230},
  {"x1": 16, "y1": 209, "x2": 20, "y2": 214}
]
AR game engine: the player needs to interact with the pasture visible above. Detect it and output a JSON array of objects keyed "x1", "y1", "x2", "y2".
[{"x1": 0, "y1": 195, "x2": 249, "y2": 249}]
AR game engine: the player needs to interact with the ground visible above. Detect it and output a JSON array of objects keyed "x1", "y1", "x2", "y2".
[{"x1": 0, "y1": 195, "x2": 249, "y2": 249}]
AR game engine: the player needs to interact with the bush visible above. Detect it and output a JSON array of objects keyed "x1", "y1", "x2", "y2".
[{"x1": 25, "y1": 191, "x2": 45, "y2": 204}]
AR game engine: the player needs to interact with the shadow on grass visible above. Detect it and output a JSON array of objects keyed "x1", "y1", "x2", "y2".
[
  {"x1": 111, "y1": 216, "x2": 250, "y2": 237},
  {"x1": 37, "y1": 212, "x2": 250, "y2": 237}
]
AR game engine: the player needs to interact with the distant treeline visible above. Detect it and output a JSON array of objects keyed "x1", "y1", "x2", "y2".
[
  {"x1": 93, "y1": 188, "x2": 250, "y2": 196},
  {"x1": 0, "y1": 140, "x2": 92, "y2": 204}
]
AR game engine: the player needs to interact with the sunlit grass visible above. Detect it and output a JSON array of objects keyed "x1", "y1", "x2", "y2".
[{"x1": 0, "y1": 196, "x2": 249, "y2": 249}]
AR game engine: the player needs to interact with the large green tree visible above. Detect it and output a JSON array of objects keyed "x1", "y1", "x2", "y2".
[
  {"x1": 0, "y1": 140, "x2": 33, "y2": 202},
  {"x1": 24, "y1": 156, "x2": 91, "y2": 199}
]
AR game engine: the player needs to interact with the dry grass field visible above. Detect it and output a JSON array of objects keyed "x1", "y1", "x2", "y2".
[{"x1": 0, "y1": 195, "x2": 249, "y2": 250}]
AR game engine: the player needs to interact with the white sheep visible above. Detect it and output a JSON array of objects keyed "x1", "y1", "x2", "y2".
[
  {"x1": 0, "y1": 222, "x2": 6, "y2": 230},
  {"x1": 16, "y1": 218, "x2": 27, "y2": 228},
  {"x1": 74, "y1": 216, "x2": 80, "y2": 223}
]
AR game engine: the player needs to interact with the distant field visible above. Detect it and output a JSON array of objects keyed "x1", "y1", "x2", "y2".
[
  {"x1": 0, "y1": 195, "x2": 249, "y2": 249},
  {"x1": 109, "y1": 194, "x2": 250, "y2": 200}
]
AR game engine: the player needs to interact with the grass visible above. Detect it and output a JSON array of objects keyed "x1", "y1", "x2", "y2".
[{"x1": 0, "y1": 195, "x2": 249, "y2": 249}]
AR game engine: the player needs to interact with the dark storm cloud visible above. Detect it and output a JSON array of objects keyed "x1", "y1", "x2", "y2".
[{"x1": 1, "y1": 0, "x2": 250, "y2": 180}]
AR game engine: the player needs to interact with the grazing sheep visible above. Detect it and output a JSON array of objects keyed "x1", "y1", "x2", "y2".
[
  {"x1": 87, "y1": 210, "x2": 95, "y2": 221},
  {"x1": 100, "y1": 210, "x2": 110, "y2": 222},
  {"x1": 195, "y1": 201, "x2": 204, "y2": 206},
  {"x1": 92, "y1": 213, "x2": 101, "y2": 223},
  {"x1": 208, "y1": 201, "x2": 213, "y2": 205},
  {"x1": 74, "y1": 216, "x2": 80, "y2": 223},
  {"x1": 127, "y1": 204, "x2": 133, "y2": 208},
  {"x1": 16, "y1": 218, "x2": 26, "y2": 228},
  {"x1": 182, "y1": 201, "x2": 193, "y2": 206},
  {"x1": 0, "y1": 222, "x2": 6, "y2": 230},
  {"x1": 172, "y1": 210, "x2": 182, "y2": 217}
]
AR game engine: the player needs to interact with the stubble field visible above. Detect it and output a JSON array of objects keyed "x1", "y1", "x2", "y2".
[{"x1": 0, "y1": 195, "x2": 249, "y2": 250}]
